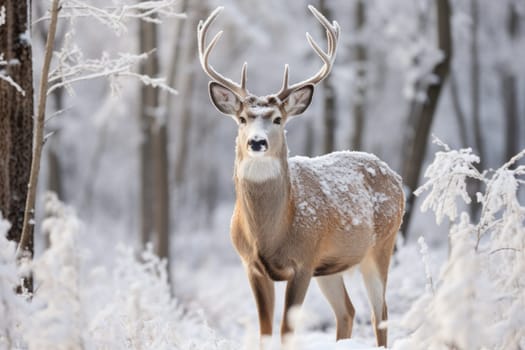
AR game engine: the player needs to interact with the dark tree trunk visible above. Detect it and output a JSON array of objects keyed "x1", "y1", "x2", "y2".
[
  {"x1": 139, "y1": 20, "x2": 157, "y2": 247},
  {"x1": 0, "y1": 0, "x2": 34, "y2": 249},
  {"x1": 351, "y1": 0, "x2": 366, "y2": 151},
  {"x1": 140, "y1": 11, "x2": 169, "y2": 266},
  {"x1": 470, "y1": 0, "x2": 484, "y2": 169},
  {"x1": 400, "y1": 0, "x2": 452, "y2": 238},
  {"x1": 138, "y1": 9, "x2": 171, "y2": 277},
  {"x1": 304, "y1": 120, "x2": 315, "y2": 157},
  {"x1": 449, "y1": 72, "x2": 469, "y2": 148},
  {"x1": 174, "y1": 4, "x2": 200, "y2": 187},
  {"x1": 319, "y1": 0, "x2": 336, "y2": 154},
  {"x1": 501, "y1": 2, "x2": 520, "y2": 162}
]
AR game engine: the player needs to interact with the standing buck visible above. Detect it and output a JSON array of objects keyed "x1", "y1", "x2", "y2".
[{"x1": 198, "y1": 6, "x2": 404, "y2": 347}]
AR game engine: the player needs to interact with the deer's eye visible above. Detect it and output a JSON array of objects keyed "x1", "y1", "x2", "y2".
[
  {"x1": 239, "y1": 116, "x2": 247, "y2": 124},
  {"x1": 273, "y1": 117, "x2": 282, "y2": 125}
]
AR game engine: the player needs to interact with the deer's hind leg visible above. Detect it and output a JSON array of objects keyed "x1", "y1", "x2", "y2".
[
  {"x1": 316, "y1": 274, "x2": 355, "y2": 340},
  {"x1": 360, "y1": 232, "x2": 397, "y2": 347}
]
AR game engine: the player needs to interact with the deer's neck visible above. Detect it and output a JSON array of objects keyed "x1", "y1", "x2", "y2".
[{"x1": 234, "y1": 154, "x2": 293, "y2": 252}]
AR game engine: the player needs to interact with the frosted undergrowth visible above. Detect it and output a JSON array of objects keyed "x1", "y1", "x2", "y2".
[
  {"x1": 393, "y1": 138, "x2": 525, "y2": 350},
  {"x1": 0, "y1": 193, "x2": 238, "y2": 350}
]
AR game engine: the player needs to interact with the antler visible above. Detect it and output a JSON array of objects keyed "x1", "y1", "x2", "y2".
[
  {"x1": 197, "y1": 7, "x2": 248, "y2": 98},
  {"x1": 276, "y1": 5, "x2": 340, "y2": 101}
]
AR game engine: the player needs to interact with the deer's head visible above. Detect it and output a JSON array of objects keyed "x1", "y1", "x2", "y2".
[{"x1": 198, "y1": 6, "x2": 340, "y2": 161}]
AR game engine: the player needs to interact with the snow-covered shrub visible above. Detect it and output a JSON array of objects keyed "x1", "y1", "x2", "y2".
[
  {"x1": 393, "y1": 138, "x2": 525, "y2": 350},
  {"x1": 88, "y1": 244, "x2": 238, "y2": 350},
  {"x1": 0, "y1": 216, "x2": 31, "y2": 350},
  {"x1": 0, "y1": 194, "x2": 238, "y2": 349},
  {"x1": 23, "y1": 192, "x2": 86, "y2": 350}
]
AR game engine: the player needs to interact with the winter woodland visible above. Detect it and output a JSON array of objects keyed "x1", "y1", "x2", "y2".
[{"x1": 0, "y1": 0, "x2": 524, "y2": 349}]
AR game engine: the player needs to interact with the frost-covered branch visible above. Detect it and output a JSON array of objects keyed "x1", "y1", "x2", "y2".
[
  {"x1": 35, "y1": 0, "x2": 184, "y2": 35},
  {"x1": 0, "y1": 68, "x2": 26, "y2": 96},
  {"x1": 43, "y1": 1, "x2": 180, "y2": 98},
  {"x1": 414, "y1": 136, "x2": 482, "y2": 224},
  {"x1": 47, "y1": 37, "x2": 177, "y2": 96}
]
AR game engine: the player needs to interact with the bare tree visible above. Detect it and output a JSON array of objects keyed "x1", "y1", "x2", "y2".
[
  {"x1": 173, "y1": 3, "x2": 201, "y2": 187},
  {"x1": 448, "y1": 71, "x2": 469, "y2": 148},
  {"x1": 0, "y1": 0, "x2": 34, "y2": 250},
  {"x1": 138, "y1": 6, "x2": 171, "y2": 272},
  {"x1": 470, "y1": 0, "x2": 484, "y2": 169},
  {"x1": 138, "y1": 16, "x2": 157, "y2": 246},
  {"x1": 351, "y1": 0, "x2": 366, "y2": 151},
  {"x1": 400, "y1": 0, "x2": 452, "y2": 238},
  {"x1": 500, "y1": 1, "x2": 520, "y2": 162},
  {"x1": 319, "y1": 0, "x2": 336, "y2": 154},
  {"x1": 18, "y1": 0, "x2": 60, "y2": 294}
]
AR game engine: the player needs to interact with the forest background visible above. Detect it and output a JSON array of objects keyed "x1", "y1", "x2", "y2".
[{"x1": 0, "y1": 0, "x2": 524, "y2": 349}]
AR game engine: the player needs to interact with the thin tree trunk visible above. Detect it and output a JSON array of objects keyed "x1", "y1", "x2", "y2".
[
  {"x1": 164, "y1": 0, "x2": 189, "y2": 121},
  {"x1": 470, "y1": 0, "x2": 484, "y2": 169},
  {"x1": 449, "y1": 72, "x2": 469, "y2": 148},
  {"x1": 138, "y1": 9, "x2": 171, "y2": 276},
  {"x1": 139, "y1": 17, "x2": 158, "y2": 247},
  {"x1": 351, "y1": 0, "x2": 366, "y2": 151},
  {"x1": 153, "y1": 122, "x2": 170, "y2": 262},
  {"x1": 0, "y1": 0, "x2": 34, "y2": 248},
  {"x1": 400, "y1": 0, "x2": 452, "y2": 238},
  {"x1": 319, "y1": 0, "x2": 336, "y2": 154},
  {"x1": 501, "y1": 2, "x2": 520, "y2": 161},
  {"x1": 304, "y1": 120, "x2": 315, "y2": 157},
  {"x1": 18, "y1": 0, "x2": 59, "y2": 294},
  {"x1": 174, "y1": 5, "x2": 200, "y2": 187}
]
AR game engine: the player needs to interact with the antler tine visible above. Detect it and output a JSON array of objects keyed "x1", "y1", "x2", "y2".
[
  {"x1": 280, "y1": 64, "x2": 290, "y2": 93},
  {"x1": 276, "y1": 5, "x2": 339, "y2": 101},
  {"x1": 197, "y1": 7, "x2": 248, "y2": 98},
  {"x1": 240, "y1": 62, "x2": 248, "y2": 90}
]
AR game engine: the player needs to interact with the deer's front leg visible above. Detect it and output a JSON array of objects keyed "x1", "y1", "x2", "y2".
[
  {"x1": 247, "y1": 267, "x2": 275, "y2": 337},
  {"x1": 280, "y1": 270, "x2": 312, "y2": 337}
]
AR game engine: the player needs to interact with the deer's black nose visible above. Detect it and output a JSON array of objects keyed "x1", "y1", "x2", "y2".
[{"x1": 248, "y1": 138, "x2": 268, "y2": 152}]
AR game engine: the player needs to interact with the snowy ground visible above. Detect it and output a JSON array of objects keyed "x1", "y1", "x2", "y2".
[{"x1": 173, "y1": 204, "x2": 446, "y2": 349}]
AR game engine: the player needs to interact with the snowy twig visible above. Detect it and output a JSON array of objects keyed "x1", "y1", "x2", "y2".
[
  {"x1": 0, "y1": 72, "x2": 26, "y2": 96},
  {"x1": 0, "y1": 55, "x2": 26, "y2": 96},
  {"x1": 415, "y1": 136, "x2": 481, "y2": 224},
  {"x1": 417, "y1": 236, "x2": 435, "y2": 294},
  {"x1": 34, "y1": 0, "x2": 185, "y2": 35},
  {"x1": 47, "y1": 49, "x2": 177, "y2": 96},
  {"x1": 489, "y1": 247, "x2": 521, "y2": 255}
]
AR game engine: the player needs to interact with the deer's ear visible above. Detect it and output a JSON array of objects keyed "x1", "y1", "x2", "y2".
[
  {"x1": 209, "y1": 82, "x2": 241, "y2": 115},
  {"x1": 283, "y1": 84, "x2": 314, "y2": 117}
]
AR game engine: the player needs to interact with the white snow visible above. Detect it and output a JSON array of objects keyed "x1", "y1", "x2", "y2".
[
  {"x1": 289, "y1": 151, "x2": 402, "y2": 229},
  {"x1": 0, "y1": 6, "x2": 5, "y2": 27},
  {"x1": 246, "y1": 105, "x2": 275, "y2": 116}
]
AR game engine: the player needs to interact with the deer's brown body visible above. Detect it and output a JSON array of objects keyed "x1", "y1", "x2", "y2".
[{"x1": 198, "y1": 6, "x2": 404, "y2": 347}]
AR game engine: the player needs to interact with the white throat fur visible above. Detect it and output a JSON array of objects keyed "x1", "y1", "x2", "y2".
[{"x1": 238, "y1": 157, "x2": 282, "y2": 183}]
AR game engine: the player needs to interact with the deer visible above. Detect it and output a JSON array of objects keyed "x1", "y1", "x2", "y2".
[{"x1": 197, "y1": 6, "x2": 404, "y2": 347}]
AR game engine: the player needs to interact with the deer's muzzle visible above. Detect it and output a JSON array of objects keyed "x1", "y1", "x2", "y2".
[{"x1": 248, "y1": 138, "x2": 268, "y2": 153}]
